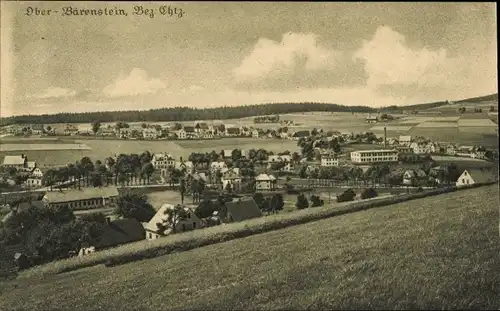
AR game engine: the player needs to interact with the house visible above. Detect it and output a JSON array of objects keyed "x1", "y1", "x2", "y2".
[
  {"x1": 117, "y1": 128, "x2": 132, "y2": 139},
  {"x1": 64, "y1": 124, "x2": 79, "y2": 136},
  {"x1": 399, "y1": 136, "x2": 412, "y2": 146},
  {"x1": 98, "y1": 127, "x2": 116, "y2": 137},
  {"x1": 30, "y1": 124, "x2": 45, "y2": 135},
  {"x1": 2, "y1": 155, "x2": 28, "y2": 170},
  {"x1": 30, "y1": 167, "x2": 44, "y2": 178},
  {"x1": 151, "y1": 153, "x2": 175, "y2": 170},
  {"x1": 320, "y1": 154, "x2": 339, "y2": 167},
  {"x1": 0, "y1": 244, "x2": 27, "y2": 278},
  {"x1": 279, "y1": 132, "x2": 289, "y2": 140},
  {"x1": 240, "y1": 126, "x2": 251, "y2": 137},
  {"x1": 350, "y1": 149, "x2": 399, "y2": 164},
  {"x1": 221, "y1": 168, "x2": 242, "y2": 191},
  {"x1": 194, "y1": 122, "x2": 210, "y2": 134},
  {"x1": 255, "y1": 173, "x2": 277, "y2": 191},
  {"x1": 455, "y1": 168, "x2": 497, "y2": 187},
  {"x1": 365, "y1": 114, "x2": 378, "y2": 123},
  {"x1": 226, "y1": 127, "x2": 241, "y2": 137},
  {"x1": 428, "y1": 166, "x2": 449, "y2": 184},
  {"x1": 222, "y1": 149, "x2": 233, "y2": 159},
  {"x1": 290, "y1": 130, "x2": 310, "y2": 140},
  {"x1": 472, "y1": 146, "x2": 487, "y2": 159},
  {"x1": 457, "y1": 145, "x2": 475, "y2": 157},
  {"x1": 402, "y1": 169, "x2": 427, "y2": 185},
  {"x1": 79, "y1": 218, "x2": 145, "y2": 256},
  {"x1": 24, "y1": 178, "x2": 42, "y2": 188},
  {"x1": 142, "y1": 128, "x2": 160, "y2": 140},
  {"x1": 223, "y1": 197, "x2": 263, "y2": 222},
  {"x1": 395, "y1": 146, "x2": 413, "y2": 153},
  {"x1": 42, "y1": 187, "x2": 119, "y2": 210},
  {"x1": 425, "y1": 142, "x2": 440, "y2": 154},
  {"x1": 144, "y1": 204, "x2": 202, "y2": 240},
  {"x1": 385, "y1": 137, "x2": 399, "y2": 146},
  {"x1": 267, "y1": 130, "x2": 279, "y2": 139},
  {"x1": 176, "y1": 129, "x2": 187, "y2": 140},
  {"x1": 175, "y1": 160, "x2": 194, "y2": 172},
  {"x1": 267, "y1": 155, "x2": 293, "y2": 172}
]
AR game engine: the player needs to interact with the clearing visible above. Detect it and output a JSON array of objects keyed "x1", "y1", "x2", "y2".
[{"x1": 0, "y1": 185, "x2": 498, "y2": 310}]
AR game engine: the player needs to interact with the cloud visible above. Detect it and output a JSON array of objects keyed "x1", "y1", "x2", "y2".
[
  {"x1": 26, "y1": 87, "x2": 77, "y2": 99},
  {"x1": 232, "y1": 33, "x2": 364, "y2": 90},
  {"x1": 354, "y1": 26, "x2": 459, "y2": 89},
  {"x1": 103, "y1": 68, "x2": 166, "y2": 97}
]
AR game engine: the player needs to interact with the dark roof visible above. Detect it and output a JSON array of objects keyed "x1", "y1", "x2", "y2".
[
  {"x1": 293, "y1": 130, "x2": 310, "y2": 137},
  {"x1": 466, "y1": 168, "x2": 498, "y2": 184},
  {"x1": 184, "y1": 126, "x2": 195, "y2": 132},
  {"x1": 31, "y1": 124, "x2": 44, "y2": 130},
  {"x1": 197, "y1": 123, "x2": 209, "y2": 130},
  {"x1": 225, "y1": 197, "x2": 262, "y2": 222},
  {"x1": 94, "y1": 218, "x2": 145, "y2": 249},
  {"x1": 227, "y1": 128, "x2": 240, "y2": 134}
]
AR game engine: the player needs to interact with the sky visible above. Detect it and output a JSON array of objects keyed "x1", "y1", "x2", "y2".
[{"x1": 1, "y1": 2, "x2": 497, "y2": 117}]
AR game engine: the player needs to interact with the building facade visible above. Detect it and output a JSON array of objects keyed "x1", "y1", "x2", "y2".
[{"x1": 350, "y1": 149, "x2": 398, "y2": 164}]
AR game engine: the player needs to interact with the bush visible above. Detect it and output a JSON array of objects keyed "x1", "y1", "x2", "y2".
[
  {"x1": 310, "y1": 195, "x2": 324, "y2": 207},
  {"x1": 295, "y1": 194, "x2": 309, "y2": 210},
  {"x1": 337, "y1": 188, "x2": 356, "y2": 203},
  {"x1": 361, "y1": 188, "x2": 378, "y2": 200}
]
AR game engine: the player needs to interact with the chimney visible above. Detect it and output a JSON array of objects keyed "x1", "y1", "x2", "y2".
[
  {"x1": 105, "y1": 217, "x2": 111, "y2": 226},
  {"x1": 384, "y1": 126, "x2": 387, "y2": 149}
]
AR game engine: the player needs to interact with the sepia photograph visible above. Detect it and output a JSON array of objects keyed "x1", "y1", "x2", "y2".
[{"x1": 0, "y1": 1, "x2": 499, "y2": 309}]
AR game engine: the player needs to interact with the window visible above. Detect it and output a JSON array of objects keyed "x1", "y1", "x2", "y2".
[
  {"x1": 193, "y1": 222, "x2": 197, "y2": 229},
  {"x1": 149, "y1": 233, "x2": 152, "y2": 239},
  {"x1": 182, "y1": 224, "x2": 186, "y2": 231},
  {"x1": 462, "y1": 178, "x2": 465, "y2": 183}
]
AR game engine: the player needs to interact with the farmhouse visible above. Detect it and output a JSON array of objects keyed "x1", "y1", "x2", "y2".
[
  {"x1": 2, "y1": 155, "x2": 28, "y2": 170},
  {"x1": 42, "y1": 187, "x2": 119, "y2": 210},
  {"x1": 255, "y1": 173, "x2": 277, "y2": 191},
  {"x1": 455, "y1": 168, "x2": 497, "y2": 187},
  {"x1": 151, "y1": 153, "x2": 175, "y2": 170},
  {"x1": 144, "y1": 204, "x2": 202, "y2": 240},
  {"x1": 183, "y1": 126, "x2": 197, "y2": 139},
  {"x1": 350, "y1": 149, "x2": 398, "y2": 164},
  {"x1": 365, "y1": 114, "x2": 378, "y2": 123},
  {"x1": 223, "y1": 197, "x2": 263, "y2": 222},
  {"x1": 399, "y1": 136, "x2": 412, "y2": 146},
  {"x1": 194, "y1": 122, "x2": 209, "y2": 133},
  {"x1": 320, "y1": 153, "x2": 339, "y2": 167},
  {"x1": 79, "y1": 217, "x2": 145, "y2": 256}
]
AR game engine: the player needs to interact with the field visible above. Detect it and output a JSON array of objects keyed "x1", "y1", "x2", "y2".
[{"x1": 0, "y1": 185, "x2": 498, "y2": 310}]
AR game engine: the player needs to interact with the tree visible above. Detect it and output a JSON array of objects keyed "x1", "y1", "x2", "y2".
[
  {"x1": 162, "y1": 204, "x2": 188, "y2": 234},
  {"x1": 114, "y1": 190, "x2": 156, "y2": 223},
  {"x1": 310, "y1": 195, "x2": 324, "y2": 207},
  {"x1": 269, "y1": 193, "x2": 284, "y2": 214},
  {"x1": 361, "y1": 188, "x2": 378, "y2": 200},
  {"x1": 225, "y1": 182, "x2": 233, "y2": 194},
  {"x1": 140, "y1": 163, "x2": 155, "y2": 184},
  {"x1": 490, "y1": 105, "x2": 496, "y2": 112},
  {"x1": 295, "y1": 194, "x2": 309, "y2": 210},
  {"x1": 337, "y1": 189, "x2": 356, "y2": 203},
  {"x1": 91, "y1": 121, "x2": 101, "y2": 135}
]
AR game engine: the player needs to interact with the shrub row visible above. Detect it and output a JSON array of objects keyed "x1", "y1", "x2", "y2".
[{"x1": 20, "y1": 182, "x2": 495, "y2": 277}]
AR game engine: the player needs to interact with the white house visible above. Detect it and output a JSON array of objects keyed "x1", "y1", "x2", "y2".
[
  {"x1": 31, "y1": 167, "x2": 44, "y2": 178},
  {"x1": 350, "y1": 149, "x2": 398, "y2": 164},
  {"x1": 409, "y1": 142, "x2": 428, "y2": 154},
  {"x1": 176, "y1": 129, "x2": 187, "y2": 140},
  {"x1": 252, "y1": 129, "x2": 264, "y2": 138},
  {"x1": 402, "y1": 169, "x2": 427, "y2": 185},
  {"x1": 365, "y1": 115, "x2": 378, "y2": 123},
  {"x1": 255, "y1": 173, "x2": 277, "y2": 191},
  {"x1": 210, "y1": 161, "x2": 227, "y2": 173},
  {"x1": 455, "y1": 168, "x2": 497, "y2": 187},
  {"x1": 320, "y1": 154, "x2": 339, "y2": 167},
  {"x1": 267, "y1": 155, "x2": 293, "y2": 172},
  {"x1": 151, "y1": 153, "x2": 175, "y2": 170},
  {"x1": 446, "y1": 144, "x2": 458, "y2": 155},
  {"x1": 144, "y1": 204, "x2": 202, "y2": 240},
  {"x1": 24, "y1": 178, "x2": 42, "y2": 188}
]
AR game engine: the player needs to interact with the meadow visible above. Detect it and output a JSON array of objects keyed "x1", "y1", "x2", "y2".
[{"x1": 0, "y1": 184, "x2": 498, "y2": 310}]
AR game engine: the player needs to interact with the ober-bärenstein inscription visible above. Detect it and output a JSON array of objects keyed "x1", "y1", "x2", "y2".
[{"x1": 25, "y1": 6, "x2": 185, "y2": 18}]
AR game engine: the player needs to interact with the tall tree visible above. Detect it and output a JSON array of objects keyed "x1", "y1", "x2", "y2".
[
  {"x1": 162, "y1": 204, "x2": 188, "y2": 234},
  {"x1": 114, "y1": 190, "x2": 155, "y2": 222},
  {"x1": 91, "y1": 121, "x2": 101, "y2": 135}
]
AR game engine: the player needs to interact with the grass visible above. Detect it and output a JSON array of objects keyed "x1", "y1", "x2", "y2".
[{"x1": 0, "y1": 184, "x2": 498, "y2": 310}]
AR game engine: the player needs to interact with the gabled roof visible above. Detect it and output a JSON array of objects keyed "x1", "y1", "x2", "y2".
[
  {"x1": 292, "y1": 130, "x2": 310, "y2": 137},
  {"x1": 223, "y1": 150, "x2": 233, "y2": 157},
  {"x1": 144, "y1": 204, "x2": 196, "y2": 233},
  {"x1": 221, "y1": 168, "x2": 241, "y2": 179},
  {"x1": 94, "y1": 218, "x2": 145, "y2": 249},
  {"x1": 3, "y1": 155, "x2": 26, "y2": 166},
  {"x1": 31, "y1": 124, "x2": 44, "y2": 131},
  {"x1": 153, "y1": 153, "x2": 174, "y2": 161},
  {"x1": 196, "y1": 123, "x2": 209, "y2": 130},
  {"x1": 366, "y1": 115, "x2": 378, "y2": 120},
  {"x1": 463, "y1": 168, "x2": 498, "y2": 184},
  {"x1": 399, "y1": 135, "x2": 412, "y2": 142},
  {"x1": 255, "y1": 173, "x2": 276, "y2": 181},
  {"x1": 184, "y1": 126, "x2": 195, "y2": 133},
  {"x1": 225, "y1": 198, "x2": 262, "y2": 222},
  {"x1": 43, "y1": 187, "x2": 119, "y2": 203}
]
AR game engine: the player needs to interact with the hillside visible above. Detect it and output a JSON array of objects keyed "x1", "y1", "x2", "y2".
[
  {"x1": 0, "y1": 185, "x2": 498, "y2": 310},
  {"x1": 1, "y1": 93, "x2": 497, "y2": 125}
]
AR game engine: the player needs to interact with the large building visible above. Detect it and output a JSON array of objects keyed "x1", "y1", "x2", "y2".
[
  {"x1": 320, "y1": 154, "x2": 339, "y2": 167},
  {"x1": 255, "y1": 173, "x2": 277, "y2": 191},
  {"x1": 350, "y1": 149, "x2": 398, "y2": 164},
  {"x1": 2, "y1": 155, "x2": 28, "y2": 170},
  {"x1": 42, "y1": 187, "x2": 119, "y2": 210},
  {"x1": 151, "y1": 153, "x2": 175, "y2": 170},
  {"x1": 144, "y1": 204, "x2": 202, "y2": 240}
]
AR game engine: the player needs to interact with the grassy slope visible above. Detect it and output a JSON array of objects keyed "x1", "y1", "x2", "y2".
[{"x1": 1, "y1": 185, "x2": 499, "y2": 310}]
